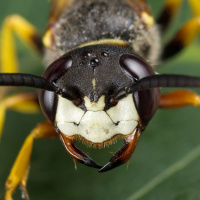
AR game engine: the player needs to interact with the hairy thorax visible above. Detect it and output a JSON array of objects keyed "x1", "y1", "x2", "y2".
[{"x1": 43, "y1": 0, "x2": 161, "y2": 67}]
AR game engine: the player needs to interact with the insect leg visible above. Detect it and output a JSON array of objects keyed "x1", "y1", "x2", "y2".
[
  {"x1": 0, "y1": 15, "x2": 43, "y2": 140},
  {"x1": 4, "y1": 121, "x2": 57, "y2": 200},
  {"x1": 159, "y1": 90, "x2": 200, "y2": 109},
  {"x1": 0, "y1": 93, "x2": 40, "y2": 140},
  {"x1": 188, "y1": 0, "x2": 200, "y2": 17},
  {"x1": 0, "y1": 15, "x2": 43, "y2": 73},
  {"x1": 161, "y1": 16, "x2": 200, "y2": 60},
  {"x1": 160, "y1": 0, "x2": 200, "y2": 60},
  {"x1": 157, "y1": 0, "x2": 182, "y2": 33}
]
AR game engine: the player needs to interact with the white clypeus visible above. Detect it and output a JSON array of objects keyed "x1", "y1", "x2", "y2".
[{"x1": 56, "y1": 94, "x2": 140, "y2": 143}]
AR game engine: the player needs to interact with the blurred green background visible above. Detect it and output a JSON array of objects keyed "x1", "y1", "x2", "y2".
[{"x1": 0, "y1": 0, "x2": 200, "y2": 199}]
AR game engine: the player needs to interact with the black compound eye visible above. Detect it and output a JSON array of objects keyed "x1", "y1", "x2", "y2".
[
  {"x1": 39, "y1": 56, "x2": 72, "y2": 124},
  {"x1": 119, "y1": 54, "x2": 154, "y2": 80},
  {"x1": 39, "y1": 90, "x2": 57, "y2": 123},
  {"x1": 119, "y1": 54, "x2": 160, "y2": 125},
  {"x1": 43, "y1": 56, "x2": 72, "y2": 82}
]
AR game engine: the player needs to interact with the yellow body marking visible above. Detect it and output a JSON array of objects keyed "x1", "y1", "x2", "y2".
[
  {"x1": 78, "y1": 39, "x2": 128, "y2": 48},
  {"x1": 141, "y1": 12, "x2": 154, "y2": 28}
]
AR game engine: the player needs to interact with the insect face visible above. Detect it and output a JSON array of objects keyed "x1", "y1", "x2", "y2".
[
  {"x1": 39, "y1": 44, "x2": 160, "y2": 170},
  {"x1": 2, "y1": 0, "x2": 200, "y2": 198}
]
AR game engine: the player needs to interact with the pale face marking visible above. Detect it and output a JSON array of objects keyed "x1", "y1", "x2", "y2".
[
  {"x1": 92, "y1": 78, "x2": 96, "y2": 90},
  {"x1": 56, "y1": 96, "x2": 85, "y2": 124},
  {"x1": 84, "y1": 96, "x2": 105, "y2": 111},
  {"x1": 106, "y1": 94, "x2": 139, "y2": 123},
  {"x1": 56, "y1": 94, "x2": 140, "y2": 143}
]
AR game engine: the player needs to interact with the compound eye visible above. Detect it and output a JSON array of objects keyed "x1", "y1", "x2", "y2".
[
  {"x1": 119, "y1": 54, "x2": 154, "y2": 80},
  {"x1": 119, "y1": 54, "x2": 160, "y2": 125},
  {"x1": 43, "y1": 56, "x2": 72, "y2": 82},
  {"x1": 39, "y1": 56, "x2": 72, "y2": 123},
  {"x1": 39, "y1": 89, "x2": 57, "y2": 123}
]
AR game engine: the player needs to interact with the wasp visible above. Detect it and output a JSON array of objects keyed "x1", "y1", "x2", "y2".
[{"x1": 0, "y1": 0, "x2": 200, "y2": 199}]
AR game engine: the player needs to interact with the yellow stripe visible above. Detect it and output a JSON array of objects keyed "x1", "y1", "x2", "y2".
[
  {"x1": 141, "y1": 12, "x2": 154, "y2": 28},
  {"x1": 78, "y1": 39, "x2": 128, "y2": 48},
  {"x1": 43, "y1": 29, "x2": 53, "y2": 49}
]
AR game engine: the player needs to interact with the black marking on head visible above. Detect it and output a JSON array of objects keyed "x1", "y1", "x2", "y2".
[
  {"x1": 42, "y1": 44, "x2": 160, "y2": 125},
  {"x1": 55, "y1": 45, "x2": 135, "y2": 102}
]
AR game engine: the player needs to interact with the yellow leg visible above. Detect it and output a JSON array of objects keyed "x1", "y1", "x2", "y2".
[
  {"x1": 188, "y1": 0, "x2": 200, "y2": 17},
  {"x1": 0, "y1": 14, "x2": 43, "y2": 73},
  {"x1": 159, "y1": 0, "x2": 200, "y2": 59},
  {"x1": 176, "y1": 18, "x2": 200, "y2": 46},
  {"x1": 162, "y1": 16, "x2": 200, "y2": 59},
  {"x1": 5, "y1": 121, "x2": 58, "y2": 200},
  {"x1": 158, "y1": 0, "x2": 200, "y2": 33},
  {"x1": 0, "y1": 15, "x2": 43, "y2": 140},
  {"x1": 0, "y1": 93, "x2": 40, "y2": 140},
  {"x1": 157, "y1": 0, "x2": 182, "y2": 32},
  {"x1": 160, "y1": 90, "x2": 200, "y2": 109},
  {"x1": 162, "y1": 0, "x2": 182, "y2": 16}
]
